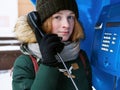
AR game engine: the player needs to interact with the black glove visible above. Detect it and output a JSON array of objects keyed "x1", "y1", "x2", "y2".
[{"x1": 40, "y1": 34, "x2": 64, "y2": 67}]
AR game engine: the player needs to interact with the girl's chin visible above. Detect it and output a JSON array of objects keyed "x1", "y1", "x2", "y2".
[{"x1": 61, "y1": 38, "x2": 69, "y2": 42}]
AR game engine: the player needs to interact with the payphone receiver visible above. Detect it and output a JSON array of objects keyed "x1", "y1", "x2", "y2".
[
  {"x1": 27, "y1": 11, "x2": 45, "y2": 44},
  {"x1": 91, "y1": 2, "x2": 120, "y2": 76}
]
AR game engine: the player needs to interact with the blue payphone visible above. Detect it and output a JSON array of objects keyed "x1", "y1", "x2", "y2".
[
  {"x1": 91, "y1": 2, "x2": 120, "y2": 76},
  {"x1": 91, "y1": 2, "x2": 120, "y2": 90}
]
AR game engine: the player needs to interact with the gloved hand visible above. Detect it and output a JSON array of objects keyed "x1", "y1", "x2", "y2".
[{"x1": 40, "y1": 34, "x2": 64, "y2": 67}]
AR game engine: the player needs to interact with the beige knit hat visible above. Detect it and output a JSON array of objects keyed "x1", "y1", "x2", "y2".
[{"x1": 14, "y1": 15, "x2": 36, "y2": 43}]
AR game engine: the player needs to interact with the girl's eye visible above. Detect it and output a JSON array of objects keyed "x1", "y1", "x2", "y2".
[
  {"x1": 54, "y1": 16, "x2": 61, "y2": 20},
  {"x1": 68, "y1": 16, "x2": 75, "y2": 20}
]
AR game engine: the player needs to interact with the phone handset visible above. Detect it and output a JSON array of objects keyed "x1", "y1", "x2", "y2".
[
  {"x1": 27, "y1": 11, "x2": 79, "y2": 90},
  {"x1": 27, "y1": 11, "x2": 45, "y2": 44}
]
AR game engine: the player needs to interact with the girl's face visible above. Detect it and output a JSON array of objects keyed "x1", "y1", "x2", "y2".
[{"x1": 51, "y1": 10, "x2": 75, "y2": 41}]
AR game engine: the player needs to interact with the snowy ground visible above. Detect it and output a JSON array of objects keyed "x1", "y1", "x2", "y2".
[{"x1": 0, "y1": 70, "x2": 12, "y2": 90}]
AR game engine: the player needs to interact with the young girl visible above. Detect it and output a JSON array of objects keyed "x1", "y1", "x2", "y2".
[{"x1": 12, "y1": 0, "x2": 92, "y2": 90}]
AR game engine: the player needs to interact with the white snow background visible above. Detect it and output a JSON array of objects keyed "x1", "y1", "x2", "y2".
[{"x1": 0, "y1": 70, "x2": 12, "y2": 90}]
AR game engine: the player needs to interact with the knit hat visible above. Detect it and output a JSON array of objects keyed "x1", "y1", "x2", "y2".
[{"x1": 36, "y1": 0, "x2": 79, "y2": 23}]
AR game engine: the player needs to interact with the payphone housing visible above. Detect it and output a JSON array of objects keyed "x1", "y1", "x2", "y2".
[{"x1": 91, "y1": 2, "x2": 120, "y2": 76}]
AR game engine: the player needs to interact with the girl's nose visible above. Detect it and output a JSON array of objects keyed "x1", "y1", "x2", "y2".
[{"x1": 62, "y1": 18, "x2": 69, "y2": 28}]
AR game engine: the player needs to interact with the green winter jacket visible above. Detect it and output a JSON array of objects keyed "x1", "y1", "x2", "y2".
[{"x1": 12, "y1": 50, "x2": 92, "y2": 90}]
